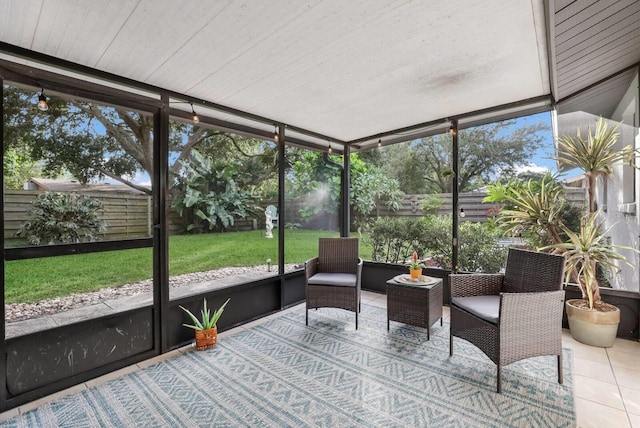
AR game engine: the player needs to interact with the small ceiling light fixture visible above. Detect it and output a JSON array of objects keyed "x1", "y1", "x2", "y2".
[
  {"x1": 459, "y1": 207, "x2": 466, "y2": 218},
  {"x1": 190, "y1": 103, "x2": 199, "y2": 124},
  {"x1": 449, "y1": 121, "x2": 457, "y2": 137},
  {"x1": 274, "y1": 126, "x2": 279, "y2": 142},
  {"x1": 377, "y1": 139, "x2": 382, "y2": 147},
  {"x1": 37, "y1": 88, "x2": 49, "y2": 112},
  {"x1": 328, "y1": 142, "x2": 333, "y2": 154}
]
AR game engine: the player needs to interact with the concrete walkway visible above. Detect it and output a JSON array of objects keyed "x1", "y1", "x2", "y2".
[{"x1": 5, "y1": 269, "x2": 280, "y2": 339}]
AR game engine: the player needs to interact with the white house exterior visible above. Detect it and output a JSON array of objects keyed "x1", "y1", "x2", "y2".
[
  {"x1": 605, "y1": 72, "x2": 640, "y2": 292},
  {"x1": 559, "y1": 72, "x2": 640, "y2": 292}
]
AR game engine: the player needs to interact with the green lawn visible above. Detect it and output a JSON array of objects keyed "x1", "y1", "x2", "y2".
[{"x1": 5, "y1": 230, "x2": 372, "y2": 304}]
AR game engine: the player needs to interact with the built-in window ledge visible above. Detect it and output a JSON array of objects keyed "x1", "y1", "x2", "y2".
[{"x1": 617, "y1": 203, "x2": 636, "y2": 215}]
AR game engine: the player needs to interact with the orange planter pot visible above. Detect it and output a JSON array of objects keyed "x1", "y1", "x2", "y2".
[
  {"x1": 409, "y1": 268, "x2": 422, "y2": 279},
  {"x1": 194, "y1": 326, "x2": 218, "y2": 350}
]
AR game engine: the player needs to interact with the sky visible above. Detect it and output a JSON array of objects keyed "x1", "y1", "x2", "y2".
[
  {"x1": 516, "y1": 111, "x2": 586, "y2": 181},
  {"x1": 116, "y1": 111, "x2": 561, "y2": 187},
  {"x1": 514, "y1": 111, "x2": 558, "y2": 174}
]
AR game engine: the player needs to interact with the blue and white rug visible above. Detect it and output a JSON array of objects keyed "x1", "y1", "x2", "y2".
[{"x1": 1, "y1": 304, "x2": 575, "y2": 427}]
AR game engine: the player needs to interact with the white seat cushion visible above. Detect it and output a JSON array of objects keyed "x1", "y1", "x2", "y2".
[
  {"x1": 308, "y1": 273, "x2": 357, "y2": 287},
  {"x1": 451, "y1": 295, "x2": 500, "y2": 324}
]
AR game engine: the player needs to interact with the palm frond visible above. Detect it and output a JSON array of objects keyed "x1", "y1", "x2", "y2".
[
  {"x1": 541, "y1": 212, "x2": 638, "y2": 309},
  {"x1": 555, "y1": 117, "x2": 625, "y2": 175}
]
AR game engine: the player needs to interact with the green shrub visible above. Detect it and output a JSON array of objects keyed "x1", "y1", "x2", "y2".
[
  {"x1": 427, "y1": 219, "x2": 508, "y2": 273},
  {"x1": 420, "y1": 194, "x2": 444, "y2": 214},
  {"x1": 558, "y1": 202, "x2": 585, "y2": 240},
  {"x1": 16, "y1": 191, "x2": 107, "y2": 245},
  {"x1": 366, "y1": 215, "x2": 508, "y2": 273},
  {"x1": 367, "y1": 217, "x2": 425, "y2": 263}
]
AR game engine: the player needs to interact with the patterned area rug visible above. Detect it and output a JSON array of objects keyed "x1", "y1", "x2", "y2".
[{"x1": 2, "y1": 304, "x2": 575, "y2": 427}]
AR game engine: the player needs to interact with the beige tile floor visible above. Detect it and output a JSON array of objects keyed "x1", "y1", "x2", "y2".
[{"x1": 2, "y1": 290, "x2": 639, "y2": 427}]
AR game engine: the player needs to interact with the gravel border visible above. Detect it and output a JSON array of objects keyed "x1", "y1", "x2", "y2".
[{"x1": 6, "y1": 265, "x2": 299, "y2": 323}]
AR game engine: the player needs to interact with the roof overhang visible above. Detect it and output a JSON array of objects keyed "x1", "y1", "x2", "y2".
[{"x1": 551, "y1": 0, "x2": 640, "y2": 119}]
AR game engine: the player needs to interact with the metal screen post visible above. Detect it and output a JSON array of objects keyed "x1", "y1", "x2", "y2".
[
  {"x1": 342, "y1": 144, "x2": 351, "y2": 237},
  {"x1": 451, "y1": 119, "x2": 459, "y2": 273},
  {"x1": 153, "y1": 95, "x2": 170, "y2": 353}
]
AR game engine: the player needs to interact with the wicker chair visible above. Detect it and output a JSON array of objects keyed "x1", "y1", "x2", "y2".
[
  {"x1": 449, "y1": 248, "x2": 566, "y2": 393},
  {"x1": 305, "y1": 237, "x2": 363, "y2": 329}
]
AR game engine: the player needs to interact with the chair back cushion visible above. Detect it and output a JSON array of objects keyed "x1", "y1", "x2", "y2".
[
  {"x1": 503, "y1": 248, "x2": 566, "y2": 293},
  {"x1": 318, "y1": 238, "x2": 359, "y2": 274}
]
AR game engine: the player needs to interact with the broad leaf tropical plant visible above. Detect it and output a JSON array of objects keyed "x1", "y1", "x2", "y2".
[
  {"x1": 179, "y1": 298, "x2": 230, "y2": 331},
  {"x1": 172, "y1": 150, "x2": 260, "y2": 232},
  {"x1": 541, "y1": 213, "x2": 635, "y2": 310}
]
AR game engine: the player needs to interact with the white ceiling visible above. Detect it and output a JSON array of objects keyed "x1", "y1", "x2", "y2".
[
  {"x1": 0, "y1": 0, "x2": 551, "y2": 145},
  {"x1": 1, "y1": 1, "x2": 639, "y2": 150}
]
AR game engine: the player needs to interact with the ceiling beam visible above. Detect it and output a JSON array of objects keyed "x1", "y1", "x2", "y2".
[
  {"x1": 350, "y1": 94, "x2": 553, "y2": 148},
  {"x1": 543, "y1": 0, "x2": 559, "y2": 103}
]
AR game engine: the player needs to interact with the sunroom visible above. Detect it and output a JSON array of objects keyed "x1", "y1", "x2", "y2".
[{"x1": 1, "y1": 1, "x2": 640, "y2": 426}]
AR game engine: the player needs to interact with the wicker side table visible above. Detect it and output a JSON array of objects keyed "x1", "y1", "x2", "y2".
[{"x1": 386, "y1": 276, "x2": 443, "y2": 340}]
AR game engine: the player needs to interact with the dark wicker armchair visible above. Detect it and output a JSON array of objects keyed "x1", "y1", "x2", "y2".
[
  {"x1": 305, "y1": 238, "x2": 363, "y2": 329},
  {"x1": 449, "y1": 248, "x2": 566, "y2": 393}
]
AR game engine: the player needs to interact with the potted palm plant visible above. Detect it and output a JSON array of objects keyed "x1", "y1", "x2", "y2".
[
  {"x1": 179, "y1": 298, "x2": 230, "y2": 350},
  {"x1": 543, "y1": 215, "x2": 634, "y2": 347},
  {"x1": 546, "y1": 116, "x2": 638, "y2": 347},
  {"x1": 486, "y1": 116, "x2": 639, "y2": 347}
]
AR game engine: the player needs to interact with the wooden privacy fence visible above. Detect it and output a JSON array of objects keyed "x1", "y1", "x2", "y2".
[
  {"x1": 4, "y1": 190, "x2": 154, "y2": 244},
  {"x1": 4, "y1": 190, "x2": 260, "y2": 245},
  {"x1": 374, "y1": 188, "x2": 587, "y2": 222},
  {"x1": 5, "y1": 188, "x2": 587, "y2": 243}
]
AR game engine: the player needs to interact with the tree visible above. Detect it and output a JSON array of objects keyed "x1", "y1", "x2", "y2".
[
  {"x1": 350, "y1": 164, "x2": 404, "y2": 228},
  {"x1": 376, "y1": 120, "x2": 547, "y2": 193},
  {"x1": 4, "y1": 86, "x2": 279, "y2": 195},
  {"x1": 551, "y1": 117, "x2": 639, "y2": 307},
  {"x1": 2, "y1": 86, "x2": 48, "y2": 153},
  {"x1": 189, "y1": 134, "x2": 280, "y2": 191},
  {"x1": 3, "y1": 146, "x2": 44, "y2": 189},
  {"x1": 289, "y1": 152, "x2": 342, "y2": 225},
  {"x1": 289, "y1": 152, "x2": 403, "y2": 230}
]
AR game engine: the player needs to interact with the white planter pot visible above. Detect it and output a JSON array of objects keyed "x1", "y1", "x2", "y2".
[{"x1": 565, "y1": 299, "x2": 620, "y2": 348}]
